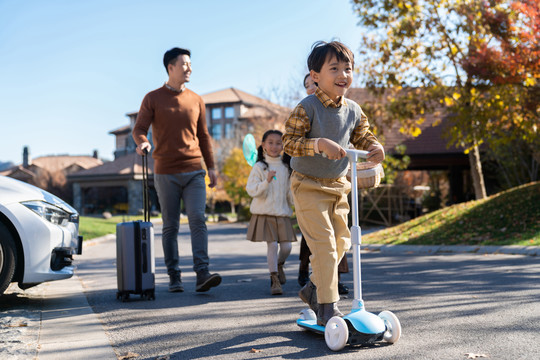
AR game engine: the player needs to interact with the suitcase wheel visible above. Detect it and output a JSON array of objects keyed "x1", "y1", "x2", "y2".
[
  {"x1": 117, "y1": 292, "x2": 129, "y2": 302},
  {"x1": 141, "y1": 290, "x2": 155, "y2": 301}
]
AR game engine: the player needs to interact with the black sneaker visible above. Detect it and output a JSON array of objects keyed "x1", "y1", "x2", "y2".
[
  {"x1": 338, "y1": 282, "x2": 349, "y2": 295},
  {"x1": 196, "y1": 269, "x2": 222, "y2": 292},
  {"x1": 168, "y1": 271, "x2": 184, "y2": 292},
  {"x1": 298, "y1": 270, "x2": 309, "y2": 287}
]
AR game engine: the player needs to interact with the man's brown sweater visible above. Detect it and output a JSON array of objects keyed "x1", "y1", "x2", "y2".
[{"x1": 133, "y1": 85, "x2": 215, "y2": 174}]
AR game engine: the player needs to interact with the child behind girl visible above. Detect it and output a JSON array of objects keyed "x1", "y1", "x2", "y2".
[{"x1": 246, "y1": 130, "x2": 297, "y2": 295}]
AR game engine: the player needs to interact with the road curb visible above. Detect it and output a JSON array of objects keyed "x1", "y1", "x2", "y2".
[
  {"x1": 85, "y1": 232, "x2": 539, "y2": 257},
  {"x1": 363, "y1": 244, "x2": 539, "y2": 256}
]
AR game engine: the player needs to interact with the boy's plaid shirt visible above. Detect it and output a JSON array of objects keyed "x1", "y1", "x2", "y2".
[{"x1": 283, "y1": 88, "x2": 379, "y2": 157}]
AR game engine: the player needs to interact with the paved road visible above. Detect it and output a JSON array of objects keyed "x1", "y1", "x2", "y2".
[
  {"x1": 2, "y1": 222, "x2": 540, "y2": 359},
  {"x1": 81, "y1": 223, "x2": 540, "y2": 360}
]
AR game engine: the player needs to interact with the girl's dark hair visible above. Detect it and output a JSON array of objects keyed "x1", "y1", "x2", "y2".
[
  {"x1": 303, "y1": 73, "x2": 311, "y2": 88},
  {"x1": 256, "y1": 129, "x2": 291, "y2": 173},
  {"x1": 307, "y1": 41, "x2": 354, "y2": 73}
]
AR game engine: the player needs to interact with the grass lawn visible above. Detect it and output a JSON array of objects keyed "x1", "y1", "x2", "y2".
[
  {"x1": 79, "y1": 215, "x2": 160, "y2": 240},
  {"x1": 79, "y1": 214, "x2": 221, "y2": 241},
  {"x1": 363, "y1": 181, "x2": 540, "y2": 246}
]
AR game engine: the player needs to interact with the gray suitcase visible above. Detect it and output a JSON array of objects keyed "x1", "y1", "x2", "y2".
[{"x1": 116, "y1": 152, "x2": 155, "y2": 301}]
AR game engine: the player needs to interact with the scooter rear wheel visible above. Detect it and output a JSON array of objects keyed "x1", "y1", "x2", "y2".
[
  {"x1": 378, "y1": 310, "x2": 401, "y2": 343},
  {"x1": 325, "y1": 316, "x2": 349, "y2": 351}
]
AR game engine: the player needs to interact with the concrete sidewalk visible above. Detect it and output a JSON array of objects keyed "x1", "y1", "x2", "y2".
[
  {"x1": 34, "y1": 274, "x2": 117, "y2": 360},
  {"x1": 0, "y1": 267, "x2": 116, "y2": 360}
]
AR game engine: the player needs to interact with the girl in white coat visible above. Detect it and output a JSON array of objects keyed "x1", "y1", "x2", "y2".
[{"x1": 246, "y1": 130, "x2": 297, "y2": 295}]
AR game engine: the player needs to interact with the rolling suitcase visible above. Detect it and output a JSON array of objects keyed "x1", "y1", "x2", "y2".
[{"x1": 116, "y1": 152, "x2": 155, "y2": 301}]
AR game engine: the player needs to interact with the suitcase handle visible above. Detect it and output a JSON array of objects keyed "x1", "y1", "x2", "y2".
[{"x1": 142, "y1": 151, "x2": 150, "y2": 222}]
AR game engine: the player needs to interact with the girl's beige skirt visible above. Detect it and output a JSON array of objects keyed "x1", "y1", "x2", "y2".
[{"x1": 247, "y1": 215, "x2": 297, "y2": 243}]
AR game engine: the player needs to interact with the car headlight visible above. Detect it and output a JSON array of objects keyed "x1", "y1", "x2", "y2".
[{"x1": 22, "y1": 200, "x2": 71, "y2": 226}]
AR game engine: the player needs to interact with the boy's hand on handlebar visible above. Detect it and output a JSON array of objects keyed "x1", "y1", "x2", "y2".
[
  {"x1": 319, "y1": 138, "x2": 346, "y2": 160},
  {"x1": 367, "y1": 143, "x2": 385, "y2": 164}
]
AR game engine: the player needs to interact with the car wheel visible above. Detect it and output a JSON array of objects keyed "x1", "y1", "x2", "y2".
[{"x1": 0, "y1": 222, "x2": 17, "y2": 295}]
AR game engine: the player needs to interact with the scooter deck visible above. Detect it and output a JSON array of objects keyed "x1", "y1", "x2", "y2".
[{"x1": 297, "y1": 319, "x2": 325, "y2": 334}]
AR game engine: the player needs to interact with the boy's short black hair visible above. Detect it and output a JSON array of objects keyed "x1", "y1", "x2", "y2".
[
  {"x1": 307, "y1": 41, "x2": 354, "y2": 73},
  {"x1": 163, "y1": 47, "x2": 191, "y2": 74}
]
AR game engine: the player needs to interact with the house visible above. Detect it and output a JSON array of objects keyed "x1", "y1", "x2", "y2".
[
  {"x1": 202, "y1": 87, "x2": 290, "y2": 168},
  {"x1": 68, "y1": 87, "x2": 289, "y2": 215},
  {"x1": 68, "y1": 152, "x2": 155, "y2": 215},
  {"x1": 1, "y1": 146, "x2": 103, "y2": 203}
]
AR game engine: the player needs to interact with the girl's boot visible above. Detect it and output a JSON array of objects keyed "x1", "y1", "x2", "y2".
[{"x1": 270, "y1": 272, "x2": 283, "y2": 295}]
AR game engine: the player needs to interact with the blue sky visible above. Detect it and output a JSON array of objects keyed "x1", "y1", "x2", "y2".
[{"x1": 0, "y1": 0, "x2": 365, "y2": 165}]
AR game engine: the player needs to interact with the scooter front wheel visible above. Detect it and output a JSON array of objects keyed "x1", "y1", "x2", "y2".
[
  {"x1": 325, "y1": 316, "x2": 349, "y2": 351},
  {"x1": 378, "y1": 310, "x2": 401, "y2": 343}
]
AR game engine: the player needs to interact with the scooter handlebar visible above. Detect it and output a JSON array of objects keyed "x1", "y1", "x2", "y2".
[{"x1": 345, "y1": 149, "x2": 369, "y2": 160}]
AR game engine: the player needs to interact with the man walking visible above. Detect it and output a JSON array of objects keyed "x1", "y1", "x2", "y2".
[{"x1": 133, "y1": 47, "x2": 221, "y2": 292}]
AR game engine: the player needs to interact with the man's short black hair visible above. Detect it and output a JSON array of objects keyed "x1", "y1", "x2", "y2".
[
  {"x1": 163, "y1": 47, "x2": 191, "y2": 74},
  {"x1": 307, "y1": 41, "x2": 354, "y2": 73}
]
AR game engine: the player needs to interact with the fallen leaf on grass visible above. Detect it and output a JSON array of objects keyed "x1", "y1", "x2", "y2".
[
  {"x1": 119, "y1": 351, "x2": 140, "y2": 359},
  {"x1": 465, "y1": 353, "x2": 489, "y2": 359},
  {"x1": 249, "y1": 348, "x2": 262, "y2": 353}
]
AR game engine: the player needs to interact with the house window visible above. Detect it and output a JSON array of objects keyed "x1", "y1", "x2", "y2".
[
  {"x1": 225, "y1": 106, "x2": 234, "y2": 119},
  {"x1": 212, "y1": 108, "x2": 221, "y2": 120},
  {"x1": 225, "y1": 123, "x2": 232, "y2": 139},
  {"x1": 212, "y1": 124, "x2": 221, "y2": 140}
]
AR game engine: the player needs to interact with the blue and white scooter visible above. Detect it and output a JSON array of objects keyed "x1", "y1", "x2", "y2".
[{"x1": 296, "y1": 149, "x2": 401, "y2": 351}]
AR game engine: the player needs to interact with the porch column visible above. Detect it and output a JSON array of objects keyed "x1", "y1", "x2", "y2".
[{"x1": 72, "y1": 182, "x2": 82, "y2": 213}]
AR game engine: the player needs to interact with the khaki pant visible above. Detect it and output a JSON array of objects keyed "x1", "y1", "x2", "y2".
[{"x1": 291, "y1": 171, "x2": 351, "y2": 304}]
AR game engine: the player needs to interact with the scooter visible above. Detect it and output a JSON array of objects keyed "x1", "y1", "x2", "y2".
[{"x1": 296, "y1": 149, "x2": 401, "y2": 351}]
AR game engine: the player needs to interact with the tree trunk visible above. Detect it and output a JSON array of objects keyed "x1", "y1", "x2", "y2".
[{"x1": 468, "y1": 144, "x2": 487, "y2": 200}]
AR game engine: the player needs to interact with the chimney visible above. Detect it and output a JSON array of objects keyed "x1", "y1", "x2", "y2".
[
  {"x1": 23, "y1": 146, "x2": 30, "y2": 168},
  {"x1": 93, "y1": 149, "x2": 98, "y2": 159}
]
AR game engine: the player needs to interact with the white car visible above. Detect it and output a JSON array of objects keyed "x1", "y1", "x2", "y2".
[{"x1": 0, "y1": 176, "x2": 82, "y2": 295}]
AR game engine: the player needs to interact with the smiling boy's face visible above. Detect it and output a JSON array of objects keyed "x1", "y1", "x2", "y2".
[{"x1": 310, "y1": 54, "x2": 353, "y2": 103}]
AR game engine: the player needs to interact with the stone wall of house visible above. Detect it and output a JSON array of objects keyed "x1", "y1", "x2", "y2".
[{"x1": 128, "y1": 179, "x2": 144, "y2": 215}]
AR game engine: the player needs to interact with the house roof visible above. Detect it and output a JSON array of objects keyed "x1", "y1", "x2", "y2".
[
  {"x1": 0, "y1": 155, "x2": 103, "y2": 177},
  {"x1": 0, "y1": 166, "x2": 35, "y2": 179},
  {"x1": 201, "y1": 87, "x2": 290, "y2": 116},
  {"x1": 109, "y1": 124, "x2": 131, "y2": 135},
  {"x1": 68, "y1": 152, "x2": 153, "y2": 181},
  {"x1": 202, "y1": 87, "x2": 265, "y2": 105},
  {"x1": 31, "y1": 155, "x2": 103, "y2": 172}
]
